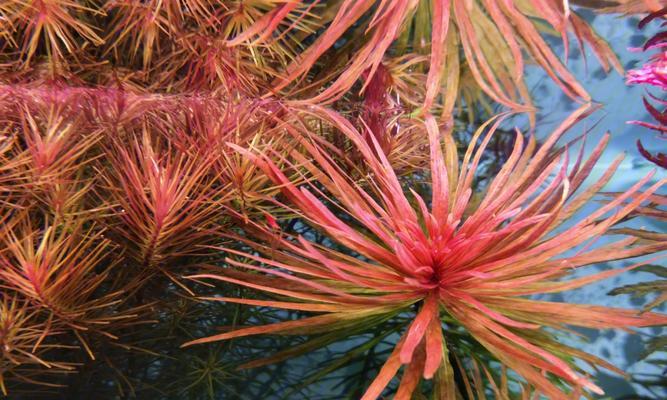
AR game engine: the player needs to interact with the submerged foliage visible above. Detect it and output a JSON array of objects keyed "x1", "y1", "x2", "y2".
[
  {"x1": 184, "y1": 105, "x2": 667, "y2": 399},
  {"x1": 0, "y1": 0, "x2": 636, "y2": 117},
  {"x1": 0, "y1": 1, "x2": 665, "y2": 399}
]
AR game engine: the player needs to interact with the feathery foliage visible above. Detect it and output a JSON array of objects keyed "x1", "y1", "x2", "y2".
[
  {"x1": 0, "y1": 1, "x2": 665, "y2": 399},
  {"x1": 184, "y1": 104, "x2": 667, "y2": 399}
]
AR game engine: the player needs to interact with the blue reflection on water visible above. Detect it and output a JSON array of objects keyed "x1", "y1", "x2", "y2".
[{"x1": 522, "y1": 10, "x2": 666, "y2": 399}]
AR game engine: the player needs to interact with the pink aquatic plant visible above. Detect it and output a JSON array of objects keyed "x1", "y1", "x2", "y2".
[
  {"x1": 184, "y1": 105, "x2": 667, "y2": 399},
  {"x1": 627, "y1": 7, "x2": 667, "y2": 167}
]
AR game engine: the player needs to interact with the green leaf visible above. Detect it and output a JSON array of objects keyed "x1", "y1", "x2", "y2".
[
  {"x1": 608, "y1": 280, "x2": 667, "y2": 297},
  {"x1": 642, "y1": 336, "x2": 667, "y2": 358},
  {"x1": 636, "y1": 264, "x2": 667, "y2": 278}
]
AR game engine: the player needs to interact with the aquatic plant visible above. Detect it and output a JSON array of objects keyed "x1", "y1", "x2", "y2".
[
  {"x1": 0, "y1": 1, "x2": 665, "y2": 398},
  {"x1": 626, "y1": 7, "x2": 667, "y2": 167},
  {"x1": 0, "y1": 1, "x2": 627, "y2": 112},
  {"x1": 184, "y1": 105, "x2": 667, "y2": 399}
]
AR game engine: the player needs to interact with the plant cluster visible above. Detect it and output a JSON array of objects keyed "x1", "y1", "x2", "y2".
[
  {"x1": 0, "y1": 1, "x2": 665, "y2": 399},
  {"x1": 627, "y1": 7, "x2": 667, "y2": 168}
]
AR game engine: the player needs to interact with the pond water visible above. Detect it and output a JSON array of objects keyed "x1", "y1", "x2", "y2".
[{"x1": 524, "y1": 11, "x2": 666, "y2": 399}]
